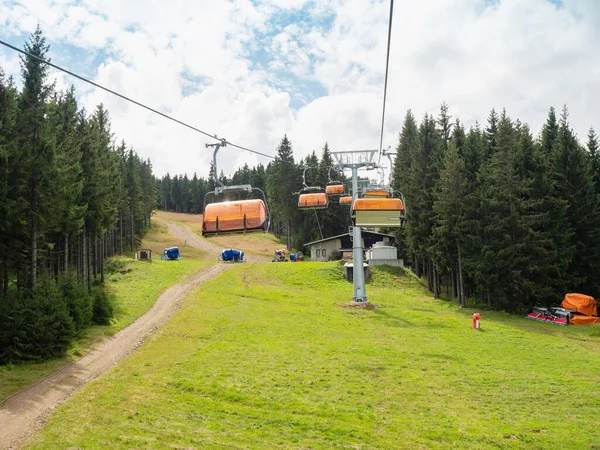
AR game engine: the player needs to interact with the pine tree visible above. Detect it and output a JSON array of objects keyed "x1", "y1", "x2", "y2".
[
  {"x1": 266, "y1": 135, "x2": 300, "y2": 249},
  {"x1": 0, "y1": 70, "x2": 18, "y2": 296},
  {"x1": 437, "y1": 102, "x2": 453, "y2": 153},
  {"x1": 432, "y1": 139, "x2": 468, "y2": 306},
  {"x1": 14, "y1": 26, "x2": 57, "y2": 290},
  {"x1": 541, "y1": 106, "x2": 558, "y2": 155},
  {"x1": 392, "y1": 111, "x2": 419, "y2": 265},
  {"x1": 551, "y1": 107, "x2": 600, "y2": 295},
  {"x1": 484, "y1": 108, "x2": 499, "y2": 161},
  {"x1": 587, "y1": 127, "x2": 600, "y2": 192}
]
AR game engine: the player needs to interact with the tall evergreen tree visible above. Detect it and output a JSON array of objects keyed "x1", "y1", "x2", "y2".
[
  {"x1": 266, "y1": 135, "x2": 300, "y2": 249},
  {"x1": 15, "y1": 26, "x2": 56, "y2": 290},
  {"x1": 551, "y1": 107, "x2": 600, "y2": 295},
  {"x1": 432, "y1": 139, "x2": 468, "y2": 306},
  {"x1": 587, "y1": 127, "x2": 600, "y2": 192}
]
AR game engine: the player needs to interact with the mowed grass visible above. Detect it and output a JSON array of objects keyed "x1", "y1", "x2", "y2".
[
  {"x1": 0, "y1": 222, "x2": 209, "y2": 403},
  {"x1": 28, "y1": 263, "x2": 600, "y2": 449}
]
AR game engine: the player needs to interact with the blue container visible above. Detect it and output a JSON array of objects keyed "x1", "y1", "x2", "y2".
[
  {"x1": 221, "y1": 249, "x2": 244, "y2": 262},
  {"x1": 164, "y1": 247, "x2": 180, "y2": 260}
]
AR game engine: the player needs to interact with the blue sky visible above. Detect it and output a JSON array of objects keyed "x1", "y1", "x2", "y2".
[{"x1": 1, "y1": 0, "x2": 599, "y2": 177}]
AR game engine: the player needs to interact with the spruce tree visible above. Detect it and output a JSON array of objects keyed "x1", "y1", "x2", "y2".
[
  {"x1": 15, "y1": 26, "x2": 56, "y2": 290},
  {"x1": 551, "y1": 107, "x2": 600, "y2": 295},
  {"x1": 266, "y1": 135, "x2": 300, "y2": 249},
  {"x1": 432, "y1": 139, "x2": 468, "y2": 305},
  {"x1": 0, "y1": 70, "x2": 18, "y2": 295},
  {"x1": 587, "y1": 127, "x2": 600, "y2": 192}
]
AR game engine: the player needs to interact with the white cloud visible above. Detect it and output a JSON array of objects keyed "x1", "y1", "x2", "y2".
[{"x1": 1, "y1": 0, "x2": 599, "y2": 180}]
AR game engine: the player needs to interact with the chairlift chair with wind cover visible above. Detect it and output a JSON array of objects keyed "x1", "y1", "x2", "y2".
[
  {"x1": 202, "y1": 140, "x2": 271, "y2": 235},
  {"x1": 352, "y1": 188, "x2": 406, "y2": 228}
]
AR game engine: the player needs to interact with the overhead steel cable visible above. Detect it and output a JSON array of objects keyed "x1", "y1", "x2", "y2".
[
  {"x1": 0, "y1": 38, "x2": 274, "y2": 160},
  {"x1": 378, "y1": 0, "x2": 394, "y2": 165}
]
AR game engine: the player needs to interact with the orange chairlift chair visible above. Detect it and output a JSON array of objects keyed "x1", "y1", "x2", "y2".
[
  {"x1": 352, "y1": 188, "x2": 406, "y2": 228},
  {"x1": 202, "y1": 140, "x2": 271, "y2": 236},
  {"x1": 297, "y1": 167, "x2": 328, "y2": 210},
  {"x1": 339, "y1": 195, "x2": 353, "y2": 205},
  {"x1": 325, "y1": 167, "x2": 345, "y2": 196}
]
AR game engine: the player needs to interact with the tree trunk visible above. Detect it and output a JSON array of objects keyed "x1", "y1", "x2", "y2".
[
  {"x1": 87, "y1": 231, "x2": 92, "y2": 294},
  {"x1": 30, "y1": 209, "x2": 37, "y2": 290},
  {"x1": 0, "y1": 255, "x2": 4, "y2": 297},
  {"x1": 119, "y1": 213, "x2": 123, "y2": 255},
  {"x1": 3, "y1": 256, "x2": 8, "y2": 297},
  {"x1": 82, "y1": 226, "x2": 87, "y2": 291},
  {"x1": 433, "y1": 266, "x2": 439, "y2": 299},
  {"x1": 93, "y1": 235, "x2": 97, "y2": 280},
  {"x1": 64, "y1": 234, "x2": 69, "y2": 275},
  {"x1": 457, "y1": 241, "x2": 465, "y2": 308},
  {"x1": 130, "y1": 207, "x2": 135, "y2": 250},
  {"x1": 100, "y1": 234, "x2": 105, "y2": 284}
]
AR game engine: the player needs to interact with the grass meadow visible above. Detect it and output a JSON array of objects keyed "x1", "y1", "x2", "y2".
[{"x1": 27, "y1": 262, "x2": 600, "y2": 449}]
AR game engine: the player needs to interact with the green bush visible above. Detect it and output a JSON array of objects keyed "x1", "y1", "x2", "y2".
[
  {"x1": 104, "y1": 258, "x2": 128, "y2": 274},
  {"x1": 60, "y1": 272, "x2": 93, "y2": 333},
  {"x1": 0, "y1": 275, "x2": 77, "y2": 362},
  {"x1": 328, "y1": 250, "x2": 343, "y2": 261},
  {"x1": 92, "y1": 289, "x2": 114, "y2": 325}
]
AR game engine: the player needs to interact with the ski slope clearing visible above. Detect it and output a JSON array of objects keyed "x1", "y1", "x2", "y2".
[
  {"x1": 26, "y1": 263, "x2": 600, "y2": 449},
  {"x1": 154, "y1": 210, "x2": 276, "y2": 262}
]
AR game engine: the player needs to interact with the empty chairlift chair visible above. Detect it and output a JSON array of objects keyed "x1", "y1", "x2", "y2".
[
  {"x1": 298, "y1": 192, "x2": 328, "y2": 210},
  {"x1": 325, "y1": 184, "x2": 345, "y2": 195},
  {"x1": 353, "y1": 197, "x2": 405, "y2": 227},
  {"x1": 201, "y1": 140, "x2": 271, "y2": 236},
  {"x1": 202, "y1": 199, "x2": 268, "y2": 235},
  {"x1": 297, "y1": 167, "x2": 329, "y2": 210},
  {"x1": 362, "y1": 186, "x2": 391, "y2": 198},
  {"x1": 325, "y1": 168, "x2": 345, "y2": 196},
  {"x1": 339, "y1": 195, "x2": 353, "y2": 205}
]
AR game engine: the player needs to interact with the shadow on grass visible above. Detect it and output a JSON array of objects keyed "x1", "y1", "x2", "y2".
[{"x1": 371, "y1": 308, "x2": 416, "y2": 328}]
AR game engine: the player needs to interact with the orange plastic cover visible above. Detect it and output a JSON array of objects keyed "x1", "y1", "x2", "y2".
[
  {"x1": 561, "y1": 293, "x2": 597, "y2": 317},
  {"x1": 363, "y1": 190, "x2": 390, "y2": 198},
  {"x1": 353, "y1": 198, "x2": 404, "y2": 211},
  {"x1": 569, "y1": 315, "x2": 600, "y2": 326},
  {"x1": 339, "y1": 196, "x2": 352, "y2": 205},
  {"x1": 298, "y1": 193, "x2": 328, "y2": 209},
  {"x1": 326, "y1": 184, "x2": 345, "y2": 195},
  {"x1": 202, "y1": 199, "x2": 267, "y2": 232}
]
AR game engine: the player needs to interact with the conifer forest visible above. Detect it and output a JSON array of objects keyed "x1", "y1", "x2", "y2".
[{"x1": 0, "y1": 29, "x2": 155, "y2": 362}]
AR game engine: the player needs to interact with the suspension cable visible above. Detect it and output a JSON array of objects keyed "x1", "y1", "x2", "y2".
[
  {"x1": 0, "y1": 38, "x2": 274, "y2": 159},
  {"x1": 378, "y1": 0, "x2": 395, "y2": 165}
]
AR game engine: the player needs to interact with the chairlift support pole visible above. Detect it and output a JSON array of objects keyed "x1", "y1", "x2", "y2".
[
  {"x1": 206, "y1": 138, "x2": 227, "y2": 189},
  {"x1": 351, "y1": 167, "x2": 366, "y2": 302},
  {"x1": 332, "y1": 150, "x2": 378, "y2": 303}
]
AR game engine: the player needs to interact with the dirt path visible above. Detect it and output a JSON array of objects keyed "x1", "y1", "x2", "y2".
[
  {"x1": 154, "y1": 217, "x2": 271, "y2": 262},
  {"x1": 0, "y1": 264, "x2": 229, "y2": 450}
]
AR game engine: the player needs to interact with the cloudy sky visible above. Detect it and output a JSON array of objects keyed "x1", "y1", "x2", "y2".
[{"x1": 1, "y1": 0, "x2": 599, "y2": 178}]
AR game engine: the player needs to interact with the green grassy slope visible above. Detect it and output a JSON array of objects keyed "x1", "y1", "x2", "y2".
[{"x1": 28, "y1": 263, "x2": 600, "y2": 449}]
